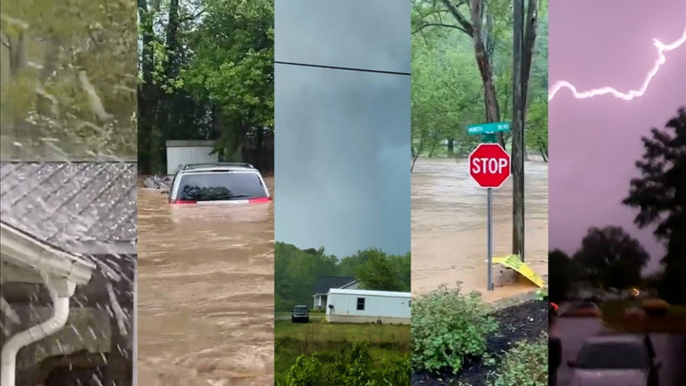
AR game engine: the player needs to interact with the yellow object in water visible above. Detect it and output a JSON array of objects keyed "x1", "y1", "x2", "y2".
[{"x1": 492, "y1": 255, "x2": 546, "y2": 288}]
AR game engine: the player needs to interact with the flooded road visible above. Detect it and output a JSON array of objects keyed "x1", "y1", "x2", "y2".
[
  {"x1": 412, "y1": 158, "x2": 548, "y2": 302},
  {"x1": 137, "y1": 177, "x2": 274, "y2": 386}
]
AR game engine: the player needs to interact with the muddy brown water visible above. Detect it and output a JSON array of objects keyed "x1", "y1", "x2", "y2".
[
  {"x1": 412, "y1": 158, "x2": 548, "y2": 302},
  {"x1": 137, "y1": 177, "x2": 274, "y2": 386}
]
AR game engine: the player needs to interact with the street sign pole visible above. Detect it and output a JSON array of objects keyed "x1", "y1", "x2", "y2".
[
  {"x1": 487, "y1": 187, "x2": 494, "y2": 291},
  {"x1": 467, "y1": 121, "x2": 511, "y2": 292}
]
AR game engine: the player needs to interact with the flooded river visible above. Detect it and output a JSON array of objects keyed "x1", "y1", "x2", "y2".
[
  {"x1": 137, "y1": 177, "x2": 274, "y2": 386},
  {"x1": 412, "y1": 158, "x2": 548, "y2": 302}
]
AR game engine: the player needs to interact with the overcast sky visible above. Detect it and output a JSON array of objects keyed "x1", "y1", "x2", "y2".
[
  {"x1": 273, "y1": 0, "x2": 411, "y2": 258},
  {"x1": 549, "y1": 0, "x2": 686, "y2": 271}
]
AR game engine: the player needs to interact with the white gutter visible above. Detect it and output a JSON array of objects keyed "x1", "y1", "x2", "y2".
[
  {"x1": 132, "y1": 268, "x2": 138, "y2": 386},
  {"x1": 0, "y1": 222, "x2": 95, "y2": 284},
  {"x1": 0, "y1": 222, "x2": 95, "y2": 386}
]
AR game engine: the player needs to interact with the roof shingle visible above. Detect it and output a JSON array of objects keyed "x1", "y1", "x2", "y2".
[
  {"x1": 313, "y1": 276, "x2": 357, "y2": 295},
  {"x1": 0, "y1": 162, "x2": 136, "y2": 252}
]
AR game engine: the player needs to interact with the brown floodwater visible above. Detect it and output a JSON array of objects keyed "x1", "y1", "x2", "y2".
[
  {"x1": 412, "y1": 158, "x2": 548, "y2": 303},
  {"x1": 137, "y1": 177, "x2": 274, "y2": 386}
]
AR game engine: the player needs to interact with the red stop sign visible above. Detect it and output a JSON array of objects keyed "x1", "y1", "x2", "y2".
[{"x1": 468, "y1": 143, "x2": 511, "y2": 188}]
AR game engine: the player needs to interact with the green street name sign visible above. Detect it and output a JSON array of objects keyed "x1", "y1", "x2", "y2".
[{"x1": 467, "y1": 122, "x2": 511, "y2": 135}]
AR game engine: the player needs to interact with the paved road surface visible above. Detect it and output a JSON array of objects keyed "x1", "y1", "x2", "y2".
[{"x1": 553, "y1": 317, "x2": 686, "y2": 386}]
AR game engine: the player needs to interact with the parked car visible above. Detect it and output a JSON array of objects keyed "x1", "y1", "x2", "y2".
[
  {"x1": 642, "y1": 299, "x2": 670, "y2": 317},
  {"x1": 564, "y1": 301, "x2": 602, "y2": 317},
  {"x1": 568, "y1": 334, "x2": 660, "y2": 386},
  {"x1": 168, "y1": 163, "x2": 271, "y2": 204},
  {"x1": 291, "y1": 305, "x2": 310, "y2": 323}
]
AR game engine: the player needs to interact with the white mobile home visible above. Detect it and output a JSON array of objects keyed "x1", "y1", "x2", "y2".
[{"x1": 325, "y1": 289, "x2": 411, "y2": 324}]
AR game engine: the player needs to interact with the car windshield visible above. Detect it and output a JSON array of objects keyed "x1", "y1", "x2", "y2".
[
  {"x1": 294, "y1": 306, "x2": 307, "y2": 313},
  {"x1": 577, "y1": 341, "x2": 649, "y2": 369},
  {"x1": 177, "y1": 172, "x2": 267, "y2": 201}
]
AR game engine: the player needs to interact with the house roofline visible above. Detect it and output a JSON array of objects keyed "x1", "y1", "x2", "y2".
[
  {"x1": 66, "y1": 240, "x2": 137, "y2": 255},
  {"x1": 339, "y1": 279, "x2": 359, "y2": 288},
  {"x1": 0, "y1": 222, "x2": 95, "y2": 285},
  {"x1": 0, "y1": 160, "x2": 136, "y2": 164}
]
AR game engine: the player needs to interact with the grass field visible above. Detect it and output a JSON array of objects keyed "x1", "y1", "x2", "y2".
[{"x1": 274, "y1": 320, "x2": 410, "y2": 380}]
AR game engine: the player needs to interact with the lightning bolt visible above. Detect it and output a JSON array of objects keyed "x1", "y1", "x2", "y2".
[{"x1": 549, "y1": 27, "x2": 686, "y2": 102}]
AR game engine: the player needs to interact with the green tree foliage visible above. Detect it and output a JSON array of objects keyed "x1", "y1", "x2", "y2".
[
  {"x1": 410, "y1": 0, "x2": 548, "y2": 162},
  {"x1": 355, "y1": 249, "x2": 410, "y2": 292},
  {"x1": 573, "y1": 226, "x2": 649, "y2": 290},
  {"x1": 623, "y1": 108, "x2": 686, "y2": 304},
  {"x1": 1, "y1": 0, "x2": 137, "y2": 160},
  {"x1": 137, "y1": 0, "x2": 273, "y2": 174},
  {"x1": 274, "y1": 242, "x2": 411, "y2": 311},
  {"x1": 183, "y1": 0, "x2": 273, "y2": 153}
]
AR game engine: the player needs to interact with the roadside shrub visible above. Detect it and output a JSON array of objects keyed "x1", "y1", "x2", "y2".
[
  {"x1": 281, "y1": 341, "x2": 409, "y2": 386},
  {"x1": 411, "y1": 284, "x2": 498, "y2": 373},
  {"x1": 488, "y1": 334, "x2": 548, "y2": 386},
  {"x1": 330, "y1": 342, "x2": 375, "y2": 385},
  {"x1": 283, "y1": 354, "x2": 326, "y2": 386},
  {"x1": 376, "y1": 355, "x2": 411, "y2": 386}
]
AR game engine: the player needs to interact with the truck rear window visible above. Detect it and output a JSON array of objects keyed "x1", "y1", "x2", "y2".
[{"x1": 177, "y1": 172, "x2": 267, "y2": 202}]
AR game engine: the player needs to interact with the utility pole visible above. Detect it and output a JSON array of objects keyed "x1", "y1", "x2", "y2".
[{"x1": 512, "y1": 0, "x2": 526, "y2": 260}]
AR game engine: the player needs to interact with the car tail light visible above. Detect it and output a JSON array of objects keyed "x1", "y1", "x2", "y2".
[
  {"x1": 248, "y1": 197, "x2": 272, "y2": 204},
  {"x1": 171, "y1": 199, "x2": 196, "y2": 204}
]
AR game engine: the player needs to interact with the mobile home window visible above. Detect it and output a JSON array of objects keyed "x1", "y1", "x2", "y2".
[{"x1": 356, "y1": 297, "x2": 365, "y2": 311}]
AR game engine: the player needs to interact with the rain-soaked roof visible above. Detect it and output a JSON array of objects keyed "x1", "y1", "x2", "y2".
[{"x1": 0, "y1": 161, "x2": 136, "y2": 254}]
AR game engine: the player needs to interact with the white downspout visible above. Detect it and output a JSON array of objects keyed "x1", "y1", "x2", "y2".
[
  {"x1": 0, "y1": 277, "x2": 75, "y2": 386},
  {"x1": 132, "y1": 268, "x2": 138, "y2": 386}
]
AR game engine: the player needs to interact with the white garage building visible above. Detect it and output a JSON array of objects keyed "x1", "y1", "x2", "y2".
[{"x1": 325, "y1": 288, "x2": 411, "y2": 324}]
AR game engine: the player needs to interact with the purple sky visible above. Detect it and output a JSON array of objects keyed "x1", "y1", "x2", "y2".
[{"x1": 549, "y1": 1, "x2": 686, "y2": 272}]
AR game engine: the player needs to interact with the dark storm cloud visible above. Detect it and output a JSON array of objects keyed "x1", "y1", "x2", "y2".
[{"x1": 274, "y1": 0, "x2": 411, "y2": 257}]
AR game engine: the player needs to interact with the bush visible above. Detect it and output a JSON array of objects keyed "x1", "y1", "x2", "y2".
[
  {"x1": 280, "y1": 342, "x2": 409, "y2": 386},
  {"x1": 488, "y1": 334, "x2": 548, "y2": 386},
  {"x1": 376, "y1": 355, "x2": 411, "y2": 386},
  {"x1": 283, "y1": 355, "x2": 326, "y2": 386},
  {"x1": 411, "y1": 284, "x2": 499, "y2": 373}
]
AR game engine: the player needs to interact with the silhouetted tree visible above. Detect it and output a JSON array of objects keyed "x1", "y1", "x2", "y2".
[
  {"x1": 549, "y1": 250, "x2": 580, "y2": 303},
  {"x1": 573, "y1": 226, "x2": 649, "y2": 290},
  {"x1": 642, "y1": 271, "x2": 663, "y2": 291},
  {"x1": 623, "y1": 108, "x2": 686, "y2": 304}
]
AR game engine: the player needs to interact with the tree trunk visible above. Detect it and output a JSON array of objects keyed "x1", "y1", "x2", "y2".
[
  {"x1": 512, "y1": 0, "x2": 538, "y2": 261},
  {"x1": 7, "y1": 30, "x2": 29, "y2": 157},
  {"x1": 137, "y1": 0, "x2": 159, "y2": 174},
  {"x1": 8, "y1": 31, "x2": 27, "y2": 78},
  {"x1": 468, "y1": 0, "x2": 503, "y2": 146},
  {"x1": 256, "y1": 127, "x2": 264, "y2": 171},
  {"x1": 512, "y1": 0, "x2": 525, "y2": 260},
  {"x1": 411, "y1": 140, "x2": 424, "y2": 173}
]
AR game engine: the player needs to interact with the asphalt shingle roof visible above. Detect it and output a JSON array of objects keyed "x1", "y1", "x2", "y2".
[
  {"x1": 0, "y1": 162, "x2": 136, "y2": 252},
  {"x1": 313, "y1": 276, "x2": 357, "y2": 295}
]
